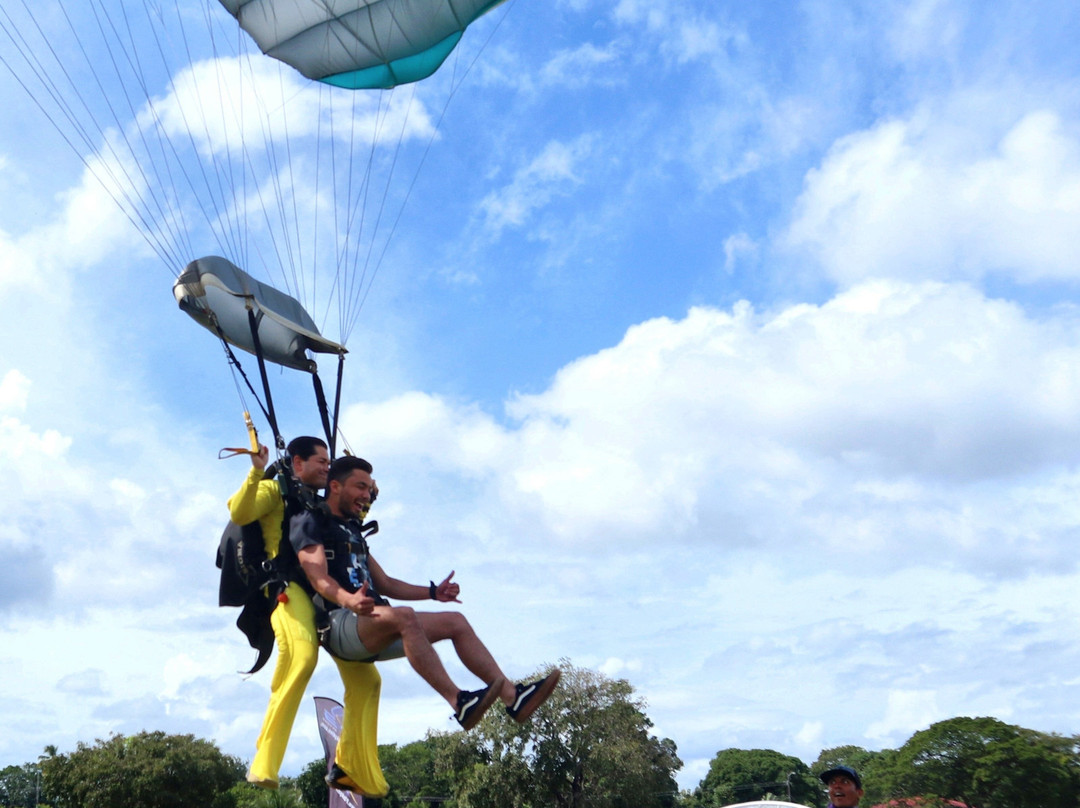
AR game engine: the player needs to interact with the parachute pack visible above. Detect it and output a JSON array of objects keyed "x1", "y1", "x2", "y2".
[{"x1": 216, "y1": 466, "x2": 316, "y2": 674}]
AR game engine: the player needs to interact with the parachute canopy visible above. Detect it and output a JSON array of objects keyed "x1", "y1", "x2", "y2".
[
  {"x1": 174, "y1": 256, "x2": 345, "y2": 374},
  {"x1": 219, "y1": 0, "x2": 506, "y2": 89}
]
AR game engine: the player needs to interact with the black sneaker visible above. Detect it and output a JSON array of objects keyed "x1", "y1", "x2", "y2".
[
  {"x1": 325, "y1": 763, "x2": 360, "y2": 793},
  {"x1": 454, "y1": 677, "x2": 504, "y2": 730},
  {"x1": 506, "y1": 669, "x2": 561, "y2": 723}
]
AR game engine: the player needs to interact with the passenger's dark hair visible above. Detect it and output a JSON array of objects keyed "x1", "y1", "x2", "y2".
[
  {"x1": 328, "y1": 455, "x2": 374, "y2": 487},
  {"x1": 287, "y1": 435, "x2": 328, "y2": 461}
]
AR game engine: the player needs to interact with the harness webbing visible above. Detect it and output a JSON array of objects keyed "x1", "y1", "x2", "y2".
[
  {"x1": 246, "y1": 307, "x2": 285, "y2": 451},
  {"x1": 311, "y1": 370, "x2": 334, "y2": 456},
  {"x1": 331, "y1": 351, "x2": 345, "y2": 458}
]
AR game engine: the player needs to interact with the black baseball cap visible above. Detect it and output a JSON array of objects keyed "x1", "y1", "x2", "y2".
[{"x1": 820, "y1": 766, "x2": 862, "y2": 789}]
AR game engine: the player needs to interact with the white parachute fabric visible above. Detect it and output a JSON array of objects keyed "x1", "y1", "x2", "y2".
[
  {"x1": 174, "y1": 256, "x2": 345, "y2": 373},
  {"x1": 218, "y1": 0, "x2": 506, "y2": 88}
]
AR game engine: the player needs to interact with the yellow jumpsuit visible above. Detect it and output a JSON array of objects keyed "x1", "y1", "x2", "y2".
[{"x1": 228, "y1": 466, "x2": 387, "y2": 795}]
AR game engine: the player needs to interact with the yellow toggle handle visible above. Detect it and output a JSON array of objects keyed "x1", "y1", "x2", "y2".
[
  {"x1": 219, "y1": 412, "x2": 262, "y2": 459},
  {"x1": 244, "y1": 411, "x2": 259, "y2": 452}
]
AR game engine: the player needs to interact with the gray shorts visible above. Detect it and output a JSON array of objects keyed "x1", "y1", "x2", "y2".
[{"x1": 326, "y1": 608, "x2": 406, "y2": 662}]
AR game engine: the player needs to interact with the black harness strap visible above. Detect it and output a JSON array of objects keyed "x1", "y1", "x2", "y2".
[
  {"x1": 330, "y1": 351, "x2": 346, "y2": 458},
  {"x1": 311, "y1": 370, "x2": 334, "y2": 456},
  {"x1": 246, "y1": 307, "x2": 284, "y2": 451}
]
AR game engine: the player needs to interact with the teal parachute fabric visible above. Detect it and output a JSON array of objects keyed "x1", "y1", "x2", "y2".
[{"x1": 218, "y1": 0, "x2": 506, "y2": 89}]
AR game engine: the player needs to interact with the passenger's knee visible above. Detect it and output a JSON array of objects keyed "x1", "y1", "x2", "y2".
[
  {"x1": 444, "y1": 611, "x2": 472, "y2": 637},
  {"x1": 391, "y1": 605, "x2": 418, "y2": 628}
]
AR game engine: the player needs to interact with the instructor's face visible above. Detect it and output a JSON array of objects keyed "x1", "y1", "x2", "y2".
[
  {"x1": 335, "y1": 469, "x2": 375, "y2": 518},
  {"x1": 295, "y1": 445, "x2": 330, "y2": 488}
]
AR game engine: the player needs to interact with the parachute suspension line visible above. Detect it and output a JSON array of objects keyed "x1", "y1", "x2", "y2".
[
  {"x1": 339, "y1": 86, "x2": 381, "y2": 334},
  {"x1": 279, "y1": 66, "x2": 308, "y2": 312},
  {"x1": 0, "y1": 0, "x2": 182, "y2": 273},
  {"x1": 319, "y1": 82, "x2": 377, "y2": 340},
  {"x1": 170, "y1": 1, "x2": 248, "y2": 264},
  {"x1": 85, "y1": 0, "x2": 201, "y2": 269},
  {"x1": 188, "y1": 5, "x2": 245, "y2": 263},
  {"x1": 316, "y1": 81, "x2": 358, "y2": 339},
  {"x1": 346, "y1": 83, "x2": 417, "y2": 338},
  {"x1": 105, "y1": 0, "x2": 198, "y2": 266},
  {"x1": 229, "y1": 43, "x2": 298, "y2": 302},
  {"x1": 112, "y1": 2, "x2": 198, "y2": 266},
  {"x1": 233, "y1": 15, "x2": 248, "y2": 273},
  {"x1": 338, "y1": 0, "x2": 518, "y2": 345},
  {"x1": 255, "y1": 64, "x2": 305, "y2": 310},
  {"x1": 47, "y1": 0, "x2": 164, "y2": 248},
  {"x1": 333, "y1": 0, "x2": 421, "y2": 332},
  {"x1": 195, "y1": 10, "x2": 299, "y2": 302},
  {"x1": 311, "y1": 82, "x2": 330, "y2": 324},
  {"x1": 214, "y1": 323, "x2": 273, "y2": 433},
  {"x1": 320, "y1": 81, "x2": 343, "y2": 338},
  {"x1": 337, "y1": 87, "x2": 397, "y2": 343},
  {"x1": 324, "y1": 81, "x2": 368, "y2": 339},
  {"x1": 92, "y1": 0, "x2": 220, "y2": 270}
]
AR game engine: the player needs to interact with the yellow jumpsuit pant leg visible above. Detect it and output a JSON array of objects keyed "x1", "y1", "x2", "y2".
[
  {"x1": 332, "y1": 657, "x2": 388, "y2": 797},
  {"x1": 248, "y1": 583, "x2": 319, "y2": 785}
]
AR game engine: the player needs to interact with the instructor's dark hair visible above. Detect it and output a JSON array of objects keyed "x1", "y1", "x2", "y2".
[
  {"x1": 328, "y1": 455, "x2": 374, "y2": 487},
  {"x1": 287, "y1": 435, "x2": 328, "y2": 461}
]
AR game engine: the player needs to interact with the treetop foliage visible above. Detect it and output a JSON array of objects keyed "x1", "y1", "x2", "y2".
[
  {"x1": 8, "y1": 680, "x2": 1080, "y2": 808},
  {"x1": 38, "y1": 730, "x2": 243, "y2": 808}
]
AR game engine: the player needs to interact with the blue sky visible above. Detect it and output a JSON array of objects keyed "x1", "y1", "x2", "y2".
[{"x1": 3, "y1": 0, "x2": 1080, "y2": 794}]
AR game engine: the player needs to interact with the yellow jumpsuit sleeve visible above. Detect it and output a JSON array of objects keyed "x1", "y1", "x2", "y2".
[{"x1": 227, "y1": 469, "x2": 285, "y2": 557}]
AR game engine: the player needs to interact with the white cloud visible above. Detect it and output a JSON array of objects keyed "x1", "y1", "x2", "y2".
[
  {"x1": 886, "y1": 0, "x2": 966, "y2": 63},
  {"x1": 343, "y1": 280, "x2": 1080, "y2": 582},
  {"x1": 151, "y1": 56, "x2": 435, "y2": 158},
  {"x1": 0, "y1": 370, "x2": 30, "y2": 413},
  {"x1": 866, "y1": 689, "x2": 940, "y2": 741},
  {"x1": 538, "y1": 42, "x2": 621, "y2": 89},
  {"x1": 786, "y1": 108, "x2": 1080, "y2": 286},
  {"x1": 613, "y1": 0, "x2": 745, "y2": 67},
  {"x1": 795, "y1": 721, "x2": 824, "y2": 750},
  {"x1": 477, "y1": 136, "x2": 593, "y2": 236},
  {"x1": 724, "y1": 232, "x2": 757, "y2": 273}
]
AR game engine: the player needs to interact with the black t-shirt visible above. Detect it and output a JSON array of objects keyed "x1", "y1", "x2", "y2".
[{"x1": 290, "y1": 509, "x2": 388, "y2": 606}]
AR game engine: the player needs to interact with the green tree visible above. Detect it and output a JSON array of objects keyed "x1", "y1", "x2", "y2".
[
  {"x1": 891, "y1": 716, "x2": 1080, "y2": 808},
  {"x1": 229, "y1": 778, "x2": 304, "y2": 808},
  {"x1": 379, "y1": 734, "x2": 479, "y2": 808},
  {"x1": 40, "y1": 731, "x2": 244, "y2": 808},
  {"x1": 812, "y1": 745, "x2": 899, "y2": 806},
  {"x1": 296, "y1": 758, "x2": 329, "y2": 808},
  {"x1": 812, "y1": 745, "x2": 878, "y2": 778},
  {"x1": 443, "y1": 661, "x2": 681, "y2": 808},
  {"x1": 689, "y1": 748, "x2": 821, "y2": 807},
  {"x1": 0, "y1": 762, "x2": 41, "y2": 808}
]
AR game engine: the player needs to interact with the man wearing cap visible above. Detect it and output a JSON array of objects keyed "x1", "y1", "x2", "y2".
[{"x1": 820, "y1": 766, "x2": 863, "y2": 808}]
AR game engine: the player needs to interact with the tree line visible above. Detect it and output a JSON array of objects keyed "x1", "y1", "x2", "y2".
[
  {"x1": 2, "y1": 663, "x2": 1077, "y2": 808},
  {"x1": 687, "y1": 715, "x2": 1080, "y2": 808}
]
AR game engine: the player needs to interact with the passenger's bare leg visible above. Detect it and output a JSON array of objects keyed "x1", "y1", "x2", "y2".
[
  {"x1": 417, "y1": 612, "x2": 517, "y2": 705},
  {"x1": 355, "y1": 606, "x2": 459, "y2": 705}
]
